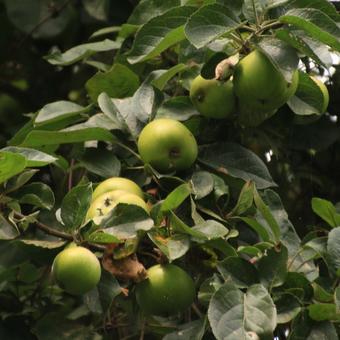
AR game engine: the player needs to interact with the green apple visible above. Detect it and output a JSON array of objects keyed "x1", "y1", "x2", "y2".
[
  {"x1": 92, "y1": 177, "x2": 144, "y2": 201},
  {"x1": 135, "y1": 264, "x2": 195, "y2": 315},
  {"x1": 233, "y1": 50, "x2": 299, "y2": 112},
  {"x1": 87, "y1": 190, "x2": 148, "y2": 224},
  {"x1": 52, "y1": 246, "x2": 101, "y2": 295},
  {"x1": 137, "y1": 118, "x2": 198, "y2": 173},
  {"x1": 190, "y1": 75, "x2": 236, "y2": 119},
  {"x1": 311, "y1": 76, "x2": 329, "y2": 113}
]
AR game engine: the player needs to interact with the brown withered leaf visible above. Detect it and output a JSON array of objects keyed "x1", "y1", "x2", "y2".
[{"x1": 102, "y1": 252, "x2": 147, "y2": 282}]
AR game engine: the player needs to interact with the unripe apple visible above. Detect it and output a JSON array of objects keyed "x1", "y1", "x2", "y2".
[
  {"x1": 190, "y1": 75, "x2": 236, "y2": 119},
  {"x1": 137, "y1": 118, "x2": 198, "y2": 173},
  {"x1": 233, "y1": 50, "x2": 298, "y2": 113},
  {"x1": 135, "y1": 264, "x2": 195, "y2": 315},
  {"x1": 52, "y1": 246, "x2": 101, "y2": 295}
]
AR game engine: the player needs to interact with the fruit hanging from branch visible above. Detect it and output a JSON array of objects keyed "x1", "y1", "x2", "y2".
[
  {"x1": 137, "y1": 118, "x2": 198, "y2": 173},
  {"x1": 135, "y1": 264, "x2": 196, "y2": 316},
  {"x1": 52, "y1": 246, "x2": 101, "y2": 295}
]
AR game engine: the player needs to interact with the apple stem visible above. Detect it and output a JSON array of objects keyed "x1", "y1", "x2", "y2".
[{"x1": 12, "y1": 211, "x2": 106, "y2": 251}]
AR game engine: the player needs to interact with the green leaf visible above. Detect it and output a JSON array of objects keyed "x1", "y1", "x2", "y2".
[
  {"x1": 163, "y1": 318, "x2": 207, "y2": 340},
  {"x1": 191, "y1": 220, "x2": 229, "y2": 241},
  {"x1": 275, "y1": 293, "x2": 301, "y2": 324},
  {"x1": 257, "y1": 37, "x2": 299, "y2": 82},
  {"x1": 156, "y1": 96, "x2": 200, "y2": 121},
  {"x1": 151, "y1": 64, "x2": 188, "y2": 90},
  {"x1": 4, "y1": 0, "x2": 74, "y2": 39},
  {"x1": 18, "y1": 239, "x2": 66, "y2": 249},
  {"x1": 148, "y1": 232, "x2": 190, "y2": 261},
  {"x1": 1, "y1": 147, "x2": 57, "y2": 167},
  {"x1": 208, "y1": 283, "x2": 277, "y2": 340},
  {"x1": 199, "y1": 142, "x2": 276, "y2": 189},
  {"x1": 32, "y1": 312, "x2": 100, "y2": 340},
  {"x1": 86, "y1": 231, "x2": 121, "y2": 244},
  {"x1": 254, "y1": 188, "x2": 281, "y2": 243},
  {"x1": 0, "y1": 215, "x2": 19, "y2": 240},
  {"x1": 308, "y1": 303, "x2": 340, "y2": 321},
  {"x1": 217, "y1": 257, "x2": 259, "y2": 288},
  {"x1": 83, "y1": 0, "x2": 110, "y2": 21},
  {"x1": 0, "y1": 151, "x2": 27, "y2": 184},
  {"x1": 13, "y1": 182, "x2": 55, "y2": 210},
  {"x1": 80, "y1": 148, "x2": 121, "y2": 178},
  {"x1": 86, "y1": 64, "x2": 140, "y2": 102},
  {"x1": 102, "y1": 204, "x2": 154, "y2": 239},
  {"x1": 170, "y1": 212, "x2": 212, "y2": 239},
  {"x1": 60, "y1": 183, "x2": 93, "y2": 230},
  {"x1": 128, "y1": 0, "x2": 181, "y2": 25},
  {"x1": 286, "y1": 0, "x2": 340, "y2": 21},
  {"x1": 198, "y1": 274, "x2": 224, "y2": 306},
  {"x1": 45, "y1": 39, "x2": 122, "y2": 66},
  {"x1": 260, "y1": 190, "x2": 318, "y2": 280},
  {"x1": 239, "y1": 217, "x2": 272, "y2": 243},
  {"x1": 128, "y1": 6, "x2": 195, "y2": 63},
  {"x1": 288, "y1": 71, "x2": 326, "y2": 116},
  {"x1": 97, "y1": 93, "x2": 129, "y2": 131},
  {"x1": 257, "y1": 245, "x2": 288, "y2": 289},
  {"x1": 312, "y1": 197, "x2": 340, "y2": 227},
  {"x1": 97, "y1": 270, "x2": 121, "y2": 313},
  {"x1": 35, "y1": 101, "x2": 89, "y2": 126},
  {"x1": 335, "y1": 286, "x2": 340, "y2": 313},
  {"x1": 185, "y1": 4, "x2": 240, "y2": 48},
  {"x1": 279, "y1": 9, "x2": 340, "y2": 52},
  {"x1": 161, "y1": 183, "x2": 192, "y2": 212},
  {"x1": 3, "y1": 169, "x2": 38, "y2": 194},
  {"x1": 111, "y1": 83, "x2": 163, "y2": 138},
  {"x1": 20, "y1": 128, "x2": 115, "y2": 147},
  {"x1": 276, "y1": 28, "x2": 332, "y2": 68},
  {"x1": 326, "y1": 227, "x2": 340, "y2": 274},
  {"x1": 230, "y1": 181, "x2": 255, "y2": 216},
  {"x1": 191, "y1": 171, "x2": 214, "y2": 200}
]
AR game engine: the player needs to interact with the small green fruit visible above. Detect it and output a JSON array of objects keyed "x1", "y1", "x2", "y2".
[
  {"x1": 87, "y1": 190, "x2": 148, "y2": 224},
  {"x1": 92, "y1": 177, "x2": 144, "y2": 201},
  {"x1": 136, "y1": 264, "x2": 195, "y2": 315},
  {"x1": 52, "y1": 246, "x2": 101, "y2": 295},
  {"x1": 233, "y1": 50, "x2": 298, "y2": 112},
  {"x1": 190, "y1": 75, "x2": 236, "y2": 119},
  {"x1": 137, "y1": 118, "x2": 198, "y2": 173}
]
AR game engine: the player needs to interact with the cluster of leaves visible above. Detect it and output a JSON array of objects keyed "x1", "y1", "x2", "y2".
[{"x1": 1, "y1": 0, "x2": 340, "y2": 339}]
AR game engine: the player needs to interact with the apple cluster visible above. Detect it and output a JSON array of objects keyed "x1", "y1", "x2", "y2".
[
  {"x1": 52, "y1": 176, "x2": 196, "y2": 315},
  {"x1": 190, "y1": 49, "x2": 329, "y2": 127}
]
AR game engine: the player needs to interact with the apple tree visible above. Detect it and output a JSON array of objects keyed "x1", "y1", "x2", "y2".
[{"x1": 1, "y1": 0, "x2": 340, "y2": 339}]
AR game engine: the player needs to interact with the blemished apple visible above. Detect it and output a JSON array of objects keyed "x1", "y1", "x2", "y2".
[
  {"x1": 92, "y1": 177, "x2": 144, "y2": 201},
  {"x1": 86, "y1": 190, "x2": 148, "y2": 224},
  {"x1": 137, "y1": 118, "x2": 198, "y2": 172}
]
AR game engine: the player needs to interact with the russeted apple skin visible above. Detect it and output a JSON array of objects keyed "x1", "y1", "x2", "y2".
[
  {"x1": 52, "y1": 246, "x2": 101, "y2": 295},
  {"x1": 92, "y1": 177, "x2": 144, "y2": 201},
  {"x1": 135, "y1": 264, "x2": 196, "y2": 315},
  {"x1": 86, "y1": 190, "x2": 148, "y2": 224},
  {"x1": 233, "y1": 50, "x2": 299, "y2": 113},
  {"x1": 190, "y1": 75, "x2": 236, "y2": 119},
  {"x1": 137, "y1": 118, "x2": 198, "y2": 172}
]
